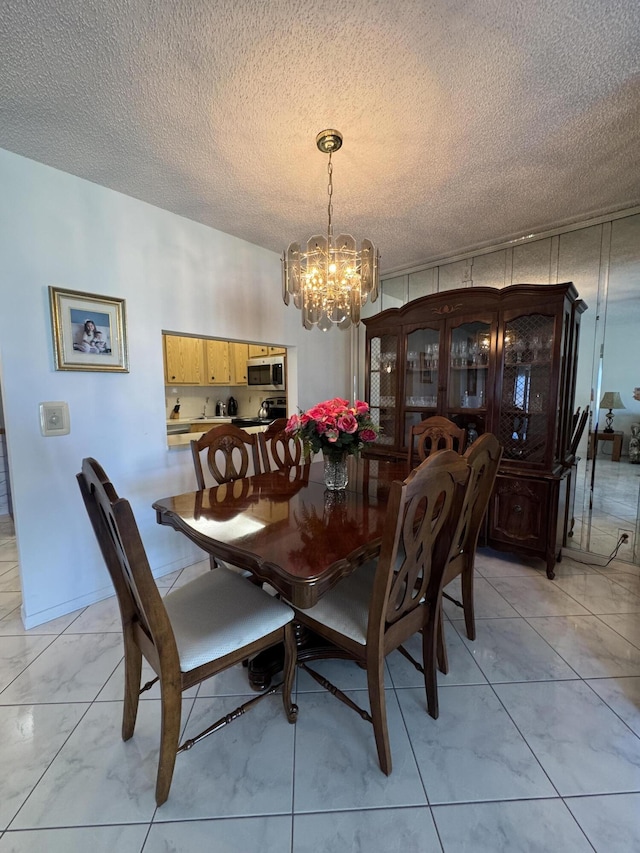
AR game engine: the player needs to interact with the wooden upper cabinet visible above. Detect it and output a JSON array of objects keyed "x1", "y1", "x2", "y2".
[
  {"x1": 204, "y1": 339, "x2": 230, "y2": 385},
  {"x1": 163, "y1": 335, "x2": 205, "y2": 385},
  {"x1": 268, "y1": 346, "x2": 286, "y2": 355},
  {"x1": 230, "y1": 342, "x2": 249, "y2": 384},
  {"x1": 248, "y1": 344, "x2": 269, "y2": 358}
]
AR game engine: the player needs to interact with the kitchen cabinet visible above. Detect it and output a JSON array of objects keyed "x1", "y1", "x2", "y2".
[
  {"x1": 204, "y1": 339, "x2": 230, "y2": 385},
  {"x1": 363, "y1": 283, "x2": 586, "y2": 577},
  {"x1": 230, "y1": 342, "x2": 249, "y2": 384},
  {"x1": 268, "y1": 346, "x2": 286, "y2": 355},
  {"x1": 163, "y1": 335, "x2": 205, "y2": 385},
  {"x1": 248, "y1": 344, "x2": 269, "y2": 358}
]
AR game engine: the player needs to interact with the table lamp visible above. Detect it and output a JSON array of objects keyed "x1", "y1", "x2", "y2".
[{"x1": 599, "y1": 391, "x2": 625, "y2": 433}]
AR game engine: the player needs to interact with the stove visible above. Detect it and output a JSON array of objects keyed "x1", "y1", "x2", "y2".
[
  {"x1": 232, "y1": 396, "x2": 287, "y2": 428},
  {"x1": 231, "y1": 417, "x2": 276, "y2": 427}
]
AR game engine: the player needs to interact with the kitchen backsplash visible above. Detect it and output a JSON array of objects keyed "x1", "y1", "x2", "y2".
[{"x1": 165, "y1": 386, "x2": 283, "y2": 420}]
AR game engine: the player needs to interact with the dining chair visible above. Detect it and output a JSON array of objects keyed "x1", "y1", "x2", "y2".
[
  {"x1": 191, "y1": 423, "x2": 262, "y2": 490},
  {"x1": 77, "y1": 457, "x2": 297, "y2": 806},
  {"x1": 408, "y1": 415, "x2": 466, "y2": 466},
  {"x1": 191, "y1": 424, "x2": 263, "y2": 571},
  {"x1": 438, "y1": 432, "x2": 503, "y2": 670},
  {"x1": 259, "y1": 417, "x2": 310, "y2": 471},
  {"x1": 293, "y1": 450, "x2": 469, "y2": 775}
]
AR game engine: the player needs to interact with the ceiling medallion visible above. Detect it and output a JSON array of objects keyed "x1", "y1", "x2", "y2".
[{"x1": 282, "y1": 129, "x2": 379, "y2": 331}]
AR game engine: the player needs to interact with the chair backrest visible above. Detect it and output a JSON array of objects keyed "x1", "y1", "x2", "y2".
[
  {"x1": 259, "y1": 418, "x2": 310, "y2": 471},
  {"x1": 77, "y1": 457, "x2": 179, "y2": 670},
  {"x1": 191, "y1": 424, "x2": 262, "y2": 489},
  {"x1": 368, "y1": 449, "x2": 469, "y2": 649},
  {"x1": 444, "y1": 432, "x2": 503, "y2": 578},
  {"x1": 408, "y1": 416, "x2": 466, "y2": 466}
]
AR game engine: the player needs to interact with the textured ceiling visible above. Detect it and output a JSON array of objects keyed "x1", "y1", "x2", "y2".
[{"x1": 1, "y1": 0, "x2": 639, "y2": 273}]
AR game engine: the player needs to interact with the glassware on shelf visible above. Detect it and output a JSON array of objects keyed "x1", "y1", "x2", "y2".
[{"x1": 467, "y1": 422, "x2": 479, "y2": 444}]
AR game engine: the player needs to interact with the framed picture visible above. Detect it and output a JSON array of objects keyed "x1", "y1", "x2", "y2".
[{"x1": 49, "y1": 287, "x2": 129, "y2": 372}]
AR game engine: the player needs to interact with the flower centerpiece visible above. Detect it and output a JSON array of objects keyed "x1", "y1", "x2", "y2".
[{"x1": 285, "y1": 398, "x2": 380, "y2": 489}]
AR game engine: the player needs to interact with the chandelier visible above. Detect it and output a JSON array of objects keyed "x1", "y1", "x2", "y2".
[{"x1": 282, "y1": 129, "x2": 379, "y2": 331}]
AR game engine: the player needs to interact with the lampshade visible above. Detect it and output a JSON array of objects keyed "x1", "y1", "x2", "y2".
[
  {"x1": 282, "y1": 129, "x2": 379, "y2": 332},
  {"x1": 599, "y1": 391, "x2": 625, "y2": 410}
]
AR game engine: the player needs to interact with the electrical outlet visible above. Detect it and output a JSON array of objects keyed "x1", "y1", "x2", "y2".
[{"x1": 618, "y1": 528, "x2": 634, "y2": 548}]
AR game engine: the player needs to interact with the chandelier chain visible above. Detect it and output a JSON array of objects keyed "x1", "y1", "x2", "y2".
[{"x1": 327, "y1": 152, "x2": 333, "y2": 241}]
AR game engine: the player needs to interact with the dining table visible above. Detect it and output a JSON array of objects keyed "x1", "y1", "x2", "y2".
[{"x1": 152, "y1": 455, "x2": 411, "y2": 610}]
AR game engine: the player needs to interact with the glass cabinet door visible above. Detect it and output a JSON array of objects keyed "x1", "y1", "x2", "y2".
[
  {"x1": 403, "y1": 327, "x2": 440, "y2": 448},
  {"x1": 447, "y1": 320, "x2": 491, "y2": 415},
  {"x1": 498, "y1": 314, "x2": 555, "y2": 462},
  {"x1": 369, "y1": 334, "x2": 398, "y2": 447}
]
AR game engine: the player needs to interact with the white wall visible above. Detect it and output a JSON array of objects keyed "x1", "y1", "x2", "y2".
[{"x1": 0, "y1": 149, "x2": 351, "y2": 627}]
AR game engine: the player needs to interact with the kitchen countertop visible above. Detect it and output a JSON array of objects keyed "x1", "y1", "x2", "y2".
[
  {"x1": 167, "y1": 422, "x2": 269, "y2": 448},
  {"x1": 166, "y1": 417, "x2": 233, "y2": 425}
]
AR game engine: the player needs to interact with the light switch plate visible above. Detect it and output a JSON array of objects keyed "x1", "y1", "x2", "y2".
[{"x1": 40, "y1": 401, "x2": 70, "y2": 436}]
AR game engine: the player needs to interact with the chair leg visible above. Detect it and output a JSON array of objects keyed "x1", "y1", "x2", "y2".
[
  {"x1": 436, "y1": 603, "x2": 449, "y2": 675},
  {"x1": 367, "y1": 658, "x2": 391, "y2": 775},
  {"x1": 422, "y1": 614, "x2": 440, "y2": 720},
  {"x1": 155, "y1": 679, "x2": 182, "y2": 807},
  {"x1": 461, "y1": 559, "x2": 476, "y2": 641},
  {"x1": 122, "y1": 630, "x2": 142, "y2": 741},
  {"x1": 281, "y1": 623, "x2": 298, "y2": 723}
]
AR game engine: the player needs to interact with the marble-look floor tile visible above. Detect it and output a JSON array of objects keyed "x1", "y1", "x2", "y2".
[
  {"x1": 596, "y1": 612, "x2": 640, "y2": 648},
  {"x1": 494, "y1": 680, "x2": 640, "y2": 795},
  {"x1": 526, "y1": 615, "x2": 640, "y2": 678},
  {"x1": 387, "y1": 623, "x2": 487, "y2": 688},
  {"x1": 533, "y1": 556, "x2": 599, "y2": 578},
  {"x1": 0, "y1": 542, "x2": 18, "y2": 563},
  {"x1": 397, "y1": 684, "x2": 556, "y2": 805},
  {"x1": 442, "y1": 577, "x2": 519, "y2": 621},
  {"x1": 293, "y1": 806, "x2": 441, "y2": 852},
  {"x1": 168, "y1": 560, "x2": 211, "y2": 590},
  {"x1": 474, "y1": 549, "x2": 541, "y2": 578},
  {"x1": 0, "y1": 593, "x2": 21, "y2": 621},
  {"x1": 11, "y1": 699, "x2": 192, "y2": 828},
  {"x1": 0, "y1": 562, "x2": 18, "y2": 578},
  {"x1": 0, "y1": 825, "x2": 148, "y2": 853},
  {"x1": 145, "y1": 816, "x2": 291, "y2": 852},
  {"x1": 565, "y1": 793, "x2": 640, "y2": 853},
  {"x1": 487, "y1": 576, "x2": 590, "y2": 617},
  {"x1": 154, "y1": 695, "x2": 295, "y2": 820},
  {"x1": 292, "y1": 689, "x2": 425, "y2": 813},
  {"x1": 0, "y1": 633, "x2": 123, "y2": 704},
  {"x1": 596, "y1": 571, "x2": 640, "y2": 596},
  {"x1": 586, "y1": 676, "x2": 640, "y2": 736},
  {"x1": 0, "y1": 635, "x2": 55, "y2": 694},
  {"x1": 0, "y1": 703, "x2": 88, "y2": 830},
  {"x1": 554, "y1": 573, "x2": 640, "y2": 613},
  {"x1": 297, "y1": 655, "x2": 390, "y2": 693},
  {"x1": 153, "y1": 567, "x2": 183, "y2": 587},
  {"x1": 0, "y1": 608, "x2": 82, "y2": 637},
  {"x1": 63, "y1": 596, "x2": 122, "y2": 633},
  {"x1": 432, "y1": 798, "x2": 593, "y2": 852},
  {"x1": 0, "y1": 569, "x2": 20, "y2": 593},
  {"x1": 453, "y1": 618, "x2": 578, "y2": 683}
]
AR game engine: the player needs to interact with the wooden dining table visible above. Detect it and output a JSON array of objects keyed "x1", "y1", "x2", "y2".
[{"x1": 153, "y1": 455, "x2": 411, "y2": 611}]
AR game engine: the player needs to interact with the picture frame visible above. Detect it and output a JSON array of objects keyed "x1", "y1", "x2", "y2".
[{"x1": 49, "y1": 286, "x2": 129, "y2": 372}]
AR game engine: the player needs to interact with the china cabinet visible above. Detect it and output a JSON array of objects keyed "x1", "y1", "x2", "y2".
[{"x1": 363, "y1": 283, "x2": 587, "y2": 577}]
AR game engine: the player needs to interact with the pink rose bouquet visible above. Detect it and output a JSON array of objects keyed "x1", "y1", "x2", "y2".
[{"x1": 286, "y1": 397, "x2": 380, "y2": 459}]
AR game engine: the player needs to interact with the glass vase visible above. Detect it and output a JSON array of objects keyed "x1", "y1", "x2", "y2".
[{"x1": 323, "y1": 450, "x2": 349, "y2": 490}]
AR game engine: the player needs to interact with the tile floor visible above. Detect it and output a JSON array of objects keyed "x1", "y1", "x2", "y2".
[
  {"x1": 569, "y1": 456, "x2": 640, "y2": 561},
  {"x1": 1, "y1": 513, "x2": 640, "y2": 852}
]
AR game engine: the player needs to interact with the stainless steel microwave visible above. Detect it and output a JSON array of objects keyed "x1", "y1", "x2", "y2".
[{"x1": 246, "y1": 355, "x2": 286, "y2": 391}]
